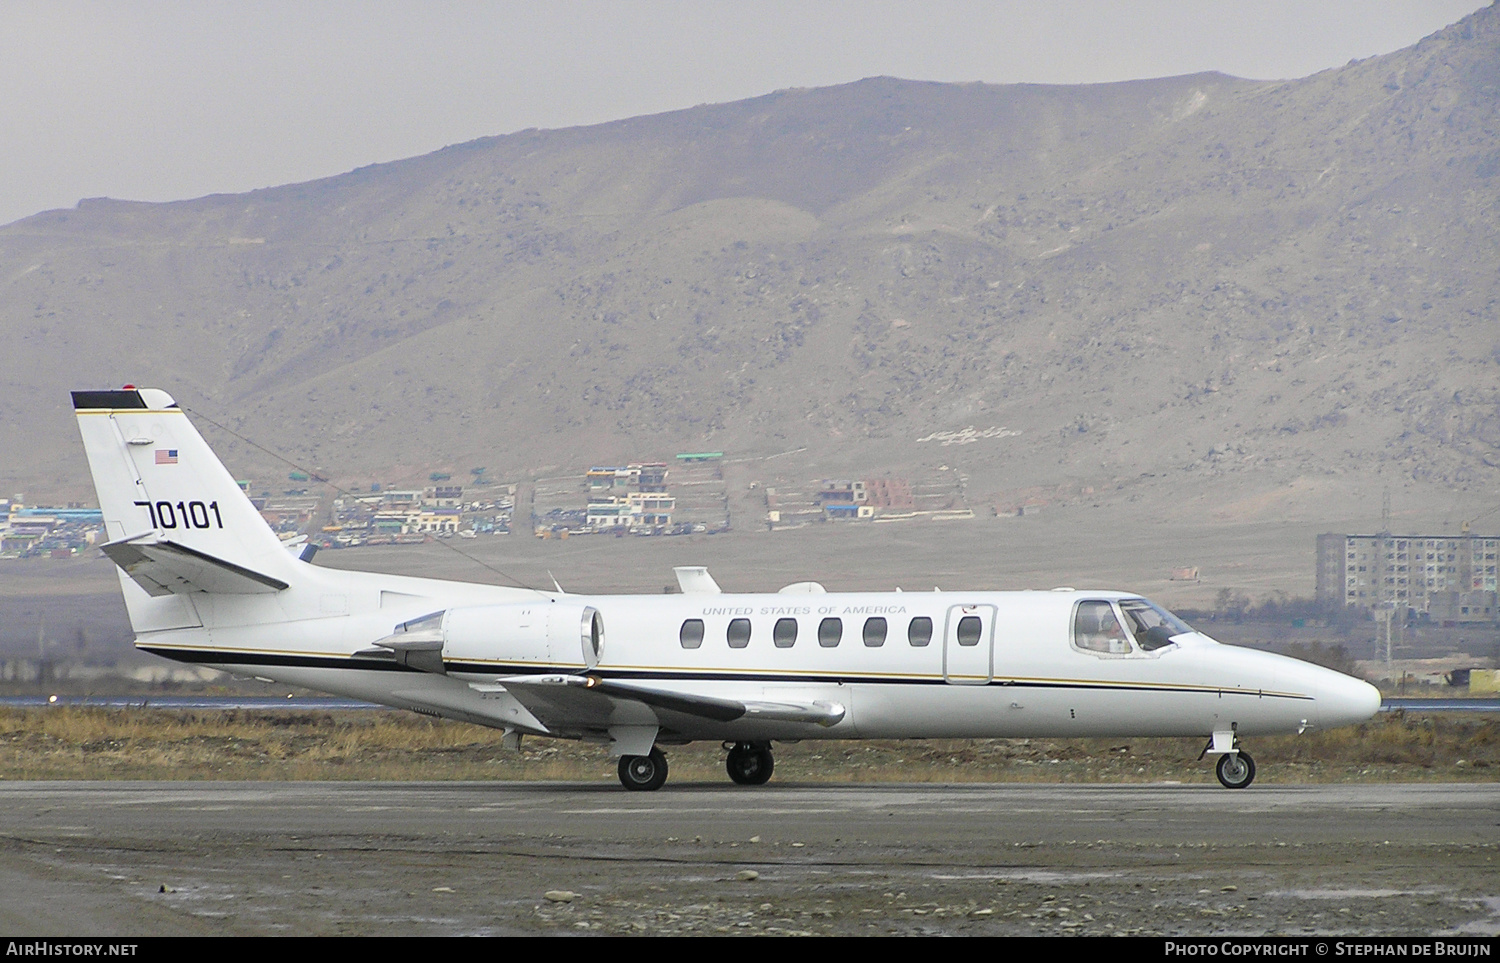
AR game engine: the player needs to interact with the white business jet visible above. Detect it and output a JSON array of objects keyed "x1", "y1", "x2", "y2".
[{"x1": 74, "y1": 387, "x2": 1381, "y2": 791}]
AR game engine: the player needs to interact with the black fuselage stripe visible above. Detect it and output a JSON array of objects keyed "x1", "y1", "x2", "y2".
[{"x1": 137, "y1": 646, "x2": 1313, "y2": 700}]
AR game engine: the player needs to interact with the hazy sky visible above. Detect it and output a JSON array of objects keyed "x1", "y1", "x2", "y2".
[{"x1": 0, "y1": 0, "x2": 1487, "y2": 227}]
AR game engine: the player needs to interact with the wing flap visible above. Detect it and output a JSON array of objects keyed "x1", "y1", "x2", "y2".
[
  {"x1": 488, "y1": 674, "x2": 625, "y2": 729},
  {"x1": 493, "y1": 675, "x2": 846, "y2": 727}
]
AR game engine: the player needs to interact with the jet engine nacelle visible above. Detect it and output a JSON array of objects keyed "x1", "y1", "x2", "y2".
[{"x1": 442, "y1": 602, "x2": 605, "y2": 671}]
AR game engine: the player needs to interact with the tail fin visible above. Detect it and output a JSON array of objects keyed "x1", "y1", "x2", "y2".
[{"x1": 73, "y1": 388, "x2": 300, "y2": 631}]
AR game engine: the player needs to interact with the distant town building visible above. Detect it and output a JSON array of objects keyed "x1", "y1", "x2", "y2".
[
  {"x1": 587, "y1": 464, "x2": 668, "y2": 494},
  {"x1": 583, "y1": 464, "x2": 674, "y2": 531},
  {"x1": 817, "y1": 480, "x2": 866, "y2": 505},
  {"x1": 378, "y1": 490, "x2": 424, "y2": 511},
  {"x1": 258, "y1": 495, "x2": 319, "y2": 534},
  {"x1": 412, "y1": 509, "x2": 461, "y2": 535},
  {"x1": 813, "y1": 479, "x2": 912, "y2": 520},
  {"x1": 1317, "y1": 533, "x2": 1499, "y2": 622},
  {"x1": 424, "y1": 486, "x2": 463, "y2": 508},
  {"x1": 586, "y1": 491, "x2": 676, "y2": 530},
  {"x1": 0, "y1": 499, "x2": 105, "y2": 557},
  {"x1": 863, "y1": 478, "x2": 914, "y2": 510}
]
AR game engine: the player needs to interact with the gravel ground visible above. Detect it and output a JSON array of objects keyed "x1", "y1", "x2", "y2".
[{"x1": 0, "y1": 782, "x2": 1495, "y2": 937}]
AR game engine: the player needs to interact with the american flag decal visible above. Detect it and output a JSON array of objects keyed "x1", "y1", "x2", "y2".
[{"x1": 155, "y1": 449, "x2": 178, "y2": 464}]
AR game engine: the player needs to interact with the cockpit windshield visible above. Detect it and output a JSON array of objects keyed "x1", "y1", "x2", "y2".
[{"x1": 1119, "y1": 599, "x2": 1194, "y2": 651}]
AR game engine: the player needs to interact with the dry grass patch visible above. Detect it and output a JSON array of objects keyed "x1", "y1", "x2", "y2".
[{"x1": 0, "y1": 707, "x2": 1494, "y2": 784}]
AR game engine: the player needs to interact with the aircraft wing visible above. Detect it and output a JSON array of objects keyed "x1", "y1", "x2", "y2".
[
  {"x1": 100, "y1": 534, "x2": 290, "y2": 596},
  {"x1": 493, "y1": 674, "x2": 846, "y2": 728}
]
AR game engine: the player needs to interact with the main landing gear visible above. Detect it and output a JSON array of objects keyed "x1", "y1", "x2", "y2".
[
  {"x1": 725, "y1": 741, "x2": 774, "y2": 785},
  {"x1": 618, "y1": 747, "x2": 668, "y2": 791},
  {"x1": 615, "y1": 742, "x2": 779, "y2": 791}
]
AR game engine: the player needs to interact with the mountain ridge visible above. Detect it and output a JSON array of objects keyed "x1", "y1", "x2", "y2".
[{"x1": 3, "y1": 4, "x2": 1496, "y2": 536}]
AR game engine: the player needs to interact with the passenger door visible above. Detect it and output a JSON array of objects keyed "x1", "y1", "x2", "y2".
[{"x1": 943, "y1": 604, "x2": 996, "y2": 684}]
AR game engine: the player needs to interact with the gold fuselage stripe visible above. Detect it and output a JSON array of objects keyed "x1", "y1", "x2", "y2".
[{"x1": 136, "y1": 642, "x2": 1308, "y2": 699}]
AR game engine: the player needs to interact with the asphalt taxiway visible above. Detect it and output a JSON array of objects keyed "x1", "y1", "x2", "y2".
[{"x1": 1, "y1": 781, "x2": 1496, "y2": 936}]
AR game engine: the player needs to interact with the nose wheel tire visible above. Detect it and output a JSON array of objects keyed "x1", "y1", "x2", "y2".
[
  {"x1": 1215, "y1": 751, "x2": 1256, "y2": 789},
  {"x1": 726, "y1": 743, "x2": 775, "y2": 785},
  {"x1": 618, "y1": 747, "x2": 669, "y2": 791}
]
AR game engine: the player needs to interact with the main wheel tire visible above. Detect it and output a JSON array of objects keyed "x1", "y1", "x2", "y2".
[
  {"x1": 618, "y1": 747, "x2": 669, "y2": 791},
  {"x1": 1215, "y1": 750, "x2": 1256, "y2": 789},
  {"x1": 726, "y1": 743, "x2": 774, "y2": 785}
]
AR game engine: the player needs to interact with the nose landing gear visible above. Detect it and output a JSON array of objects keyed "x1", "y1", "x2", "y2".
[
  {"x1": 1214, "y1": 750, "x2": 1256, "y2": 789},
  {"x1": 725, "y1": 741, "x2": 775, "y2": 785},
  {"x1": 1201, "y1": 727, "x2": 1256, "y2": 789}
]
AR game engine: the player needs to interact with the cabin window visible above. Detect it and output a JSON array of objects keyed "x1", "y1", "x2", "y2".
[
  {"x1": 679, "y1": 618, "x2": 704, "y2": 649},
  {"x1": 1073, "y1": 600, "x2": 1133, "y2": 654},
  {"x1": 956, "y1": 615, "x2": 983, "y2": 646},
  {"x1": 818, "y1": 617, "x2": 842, "y2": 647},
  {"x1": 908, "y1": 616, "x2": 933, "y2": 646},
  {"x1": 727, "y1": 618, "x2": 751, "y2": 648},
  {"x1": 773, "y1": 617, "x2": 798, "y2": 648},
  {"x1": 862, "y1": 616, "x2": 887, "y2": 647}
]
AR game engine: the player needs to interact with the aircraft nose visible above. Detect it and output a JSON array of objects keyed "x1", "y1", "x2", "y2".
[{"x1": 1317, "y1": 672, "x2": 1383, "y2": 728}]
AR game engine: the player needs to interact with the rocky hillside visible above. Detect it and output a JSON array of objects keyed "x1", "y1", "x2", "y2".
[{"x1": 3, "y1": 4, "x2": 1496, "y2": 533}]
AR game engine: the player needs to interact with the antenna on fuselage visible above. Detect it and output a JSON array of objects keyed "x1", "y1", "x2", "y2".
[{"x1": 674, "y1": 566, "x2": 723, "y2": 594}]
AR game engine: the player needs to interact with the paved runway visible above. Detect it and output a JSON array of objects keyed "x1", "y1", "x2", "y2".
[{"x1": 1, "y1": 781, "x2": 1496, "y2": 936}]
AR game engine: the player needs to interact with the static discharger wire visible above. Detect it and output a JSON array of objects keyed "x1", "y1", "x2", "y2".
[{"x1": 181, "y1": 404, "x2": 545, "y2": 594}]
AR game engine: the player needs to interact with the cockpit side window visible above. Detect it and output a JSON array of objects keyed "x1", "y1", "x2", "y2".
[{"x1": 1073, "y1": 600, "x2": 1134, "y2": 655}]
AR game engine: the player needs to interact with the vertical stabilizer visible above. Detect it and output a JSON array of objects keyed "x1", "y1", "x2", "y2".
[{"x1": 73, "y1": 388, "x2": 300, "y2": 630}]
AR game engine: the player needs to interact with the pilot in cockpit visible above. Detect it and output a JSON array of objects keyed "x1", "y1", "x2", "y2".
[{"x1": 1074, "y1": 600, "x2": 1133, "y2": 654}]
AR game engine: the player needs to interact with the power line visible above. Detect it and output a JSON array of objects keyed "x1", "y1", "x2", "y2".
[{"x1": 182, "y1": 404, "x2": 544, "y2": 594}]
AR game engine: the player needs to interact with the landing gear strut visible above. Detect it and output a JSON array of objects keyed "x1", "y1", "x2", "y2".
[
  {"x1": 1215, "y1": 750, "x2": 1256, "y2": 789},
  {"x1": 618, "y1": 747, "x2": 669, "y2": 791},
  {"x1": 1201, "y1": 727, "x2": 1256, "y2": 790},
  {"x1": 725, "y1": 741, "x2": 774, "y2": 785}
]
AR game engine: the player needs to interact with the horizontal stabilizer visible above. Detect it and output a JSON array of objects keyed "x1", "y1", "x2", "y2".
[
  {"x1": 373, "y1": 637, "x2": 445, "y2": 674},
  {"x1": 100, "y1": 534, "x2": 290, "y2": 597}
]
